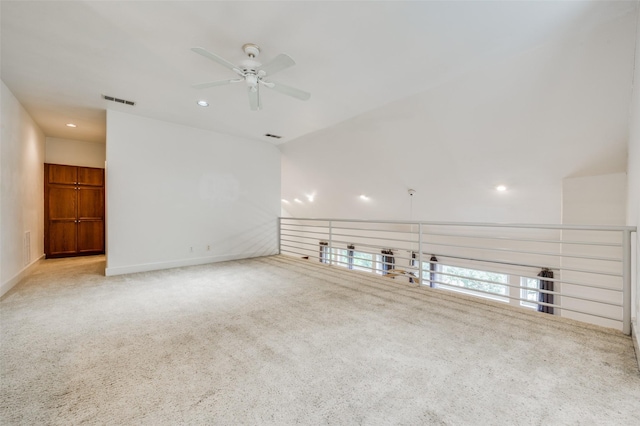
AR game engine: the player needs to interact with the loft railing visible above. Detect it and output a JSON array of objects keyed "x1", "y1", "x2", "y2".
[{"x1": 279, "y1": 217, "x2": 637, "y2": 335}]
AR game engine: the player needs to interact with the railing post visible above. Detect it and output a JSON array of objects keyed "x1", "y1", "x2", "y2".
[
  {"x1": 418, "y1": 222, "x2": 423, "y2": 286},
  {"x1": 329, "y1": 220, "x2": 333, "y2": 266},
  {"x1": 622, "y1": 229, "x2": 632, "y2": 335}
]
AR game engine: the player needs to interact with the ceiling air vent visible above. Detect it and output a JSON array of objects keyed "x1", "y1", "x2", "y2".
[
  {"x1": 265, "y1": 133, "x2": 282, "y2": 139},
  {"x1": 102, "y1": 94, "x2": 135, "y2": 106}
]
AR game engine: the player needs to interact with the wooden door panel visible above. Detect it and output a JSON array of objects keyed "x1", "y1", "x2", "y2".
[
  {"x1": 45, "y1": 163, "x2": 105, "y2": 258},
  {"x1": 48, "y1": 164, "x2": 77, "y2": 185},
  {"x1": 48, "y1": 186, "x2": 77, "y2": 219},
  {"x1": 78, "y1": 220, "x2": 104, "y2": 253},
  {"x1": 77, "y1": 167, "x2": 104, "y2": 186},
  {"x1": 49, "y1": 221, "x2": 77, "y2": 255},
  {"x1": 78, "y1": 187, "x2": 104, "y2": 219}
]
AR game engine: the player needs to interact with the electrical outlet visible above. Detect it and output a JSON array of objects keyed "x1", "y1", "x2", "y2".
[{"x1": 206, "y1": 245, "x2": 211, "y2": 251}]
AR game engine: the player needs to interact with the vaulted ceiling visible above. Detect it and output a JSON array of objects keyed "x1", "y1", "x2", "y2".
[{"x1": 2, "y1": 1, "x2": 636, "y2": 146}]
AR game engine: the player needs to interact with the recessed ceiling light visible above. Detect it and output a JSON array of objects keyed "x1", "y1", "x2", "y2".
[
  {"x1": 294, "y1": 198, "x2": 303, "y2": 204},
  {"x1": 197, "y1": 100, "x2": 209, "y2": 107},
  {"x1": 306, "y1": 195, "x2": 314, "y2": 202},
  {"x1": 66, "y1": 123, "x2": 77, "y2": 128},
  {"x1": 359, "y1": 195, "x2": 369, "y2": 200},
  {"x1": 496, "y1": 185, "x2": 507, "y2": 192},
  {"x1": 281, "y1": 199, "x2": 290, "y2": 204}
]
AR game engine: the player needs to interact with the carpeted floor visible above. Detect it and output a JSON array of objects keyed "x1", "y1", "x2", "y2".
[{"x1": 1, "y1": 254, "x2": 639, "y2": 425}]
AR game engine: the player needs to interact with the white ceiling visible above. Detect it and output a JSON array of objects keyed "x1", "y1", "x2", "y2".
[{"x1": 1, "y1": 1, "x2": 636, "y2": 145}]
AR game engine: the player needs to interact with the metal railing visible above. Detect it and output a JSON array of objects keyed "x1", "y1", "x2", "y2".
[{"x1": 279, "y1": 217, "x2": 637, "y2": 335}]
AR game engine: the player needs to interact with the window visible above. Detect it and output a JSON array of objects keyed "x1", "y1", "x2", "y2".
[
  {"x1": 319, "y1": 242, "x2": 329, "y2": 264},
  {"x1": 520, "y1": 277, "x2": 540, "y2": 309},
  {"x1": 331, "y1": 247, "x2": 374, "y2": 273},
  {"x1": 436, "y1": 264, "x2": 509, "y2": 302},
  {"x1": 331, "y1": 248, "x2": 348, "y2": 267},
  {"x1": 380, "y1": 249, "x2": 395, "y2": 274},
  {"x1": 352, "y1": 251, "x2": 374, "y2": 272},
  {"x1": 421, "y1": 261, "x2": 437, "y2": 287}
]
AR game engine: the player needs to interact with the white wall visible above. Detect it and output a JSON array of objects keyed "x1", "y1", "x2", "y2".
[
  {"x1": 562, "y1": 173, "x2": 627, "y2": 226},
  {"x1": 561, "y1": 173, "x2": 627, "y2": 329},
  {"x1": 45, "y1": 137, "x2": 105, "y2": 168},
  {"x1": 105, "y1": 110, "x2": 280, "y2": 275},
  {"x1": 280, "y1": 10, "x2": 635, "y2": 224},
  {"x1": 0, "y1": 81, "x2": 46, "y2": 296},
  {"x1": 628, "y1": 2, "x2": 640, "y2": 355}
]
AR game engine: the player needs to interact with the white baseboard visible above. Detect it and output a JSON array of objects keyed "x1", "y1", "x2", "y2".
[
  {"x1": 633, "y1": 322, "x2": 640, "y2": 373},
  {"x1": 0, "y1": 254, "x2": 45, "y2": 298},
  {"x1": 104, "y1": 250, "x2": 277, "y2": 276}
]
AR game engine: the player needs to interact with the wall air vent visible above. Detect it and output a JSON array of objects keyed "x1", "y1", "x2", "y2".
[
  {"x1": 265, "y1": 133, "x2": 282, "y2": 139},
  {"x1": 102, "y1": 95, "x2": 135, "y2": 106}
]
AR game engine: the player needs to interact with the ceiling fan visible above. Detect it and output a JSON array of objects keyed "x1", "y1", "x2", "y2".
[{"x1": 191, "y1": 43, "x2": 311, "y2": 111}]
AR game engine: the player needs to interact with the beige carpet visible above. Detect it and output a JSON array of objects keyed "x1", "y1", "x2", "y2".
[{"x1": 1, "y1": 254, "x2": 639, "y2": 425}]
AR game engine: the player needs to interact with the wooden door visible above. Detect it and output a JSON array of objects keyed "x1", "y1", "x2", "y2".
[
  {"x1": 48, "y1": 164, "x2": 77, "y2": 185},
  {"x1": 45, "y1": 164, "x2": 105, "y2": 258},
  {"x1": 77, "y1": 185, "x2": 104, "y2": 253},
  {"x1": 78, "y1": 167, "x2": 103, "y2": 186},
  {"x1": 47, "y1": 185, "x2": 78, "y2": 256}
]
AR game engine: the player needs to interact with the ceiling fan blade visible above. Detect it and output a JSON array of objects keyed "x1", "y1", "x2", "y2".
[
  {"x1": 191, "y1": 47, "x2": 242, "y2": 74},
  {"x1": 259, "y1": 54, "x2": 295, "y2": 76},
  {"x1": 192, "y1": 78, "x2": 240, "y2": 89},
  {"x1": 248, "y1": 87, "x2": 261, "y2": 111},
  {"x1": 267, "y1": 81, "x2": 311, "y2": 101}
]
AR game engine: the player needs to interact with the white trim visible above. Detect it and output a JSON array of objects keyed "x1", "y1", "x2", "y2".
[
  {"x1": 0, "y1": 254, "x2": 45, "y2": 298},
  {"x1": 104, "y1": 250, "x2": 277, "y2": 276}
]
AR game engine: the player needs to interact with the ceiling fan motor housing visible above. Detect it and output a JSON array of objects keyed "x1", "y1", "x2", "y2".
[{"x1": 241, "y1": 59, "x2": 261, "y2": 72}]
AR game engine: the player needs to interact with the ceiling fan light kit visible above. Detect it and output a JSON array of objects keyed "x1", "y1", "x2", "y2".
[{"x1": 191, "y1": 43, "x2": 311, "y2": 111}]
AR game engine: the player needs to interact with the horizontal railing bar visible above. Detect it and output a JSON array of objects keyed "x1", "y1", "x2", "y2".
[
  {"x1": 423, "y1": 241, "x2": 622, "y2": 263},
  {"x1": 280, "y1": 225, "x2": 330, "y2": 232},
  {"x1": 280, "y1": 222, "x2": 323, "y2": 228},
  {"x1": 280, "y1": 238, "x2": 326, "y2": 249},
  {"x1": 284, "y1": 228, "x2": 418, "y2": 242},
  {"x1": 518, "y1": 274, "x2": 622, "y2": 292},
  {"x1": 280, "y1": 243, "x2": 320, "y2": 254},
  {"x1": 430, "y1": 269, "x2": 509, "y2": 289},
  {"x1": 330, "y1": 238, "x2": 416, "y2": 255},
  {"x1": 426, "y1": 279, "x2": 622, "y2": 322},
  {"x1": 280, "y1": 241, "x2": 316, "y2": 250},
  {"x1": 298, "y1": 255, "x2": 622, "y2": 313},
  {"x1": 280, "y1": 251, "x2": 323, "y2": 262},
  {"x1": 426, "y1": 270, "x2": 621, "y2": 306},
  {"x1": 282, "y1": 238, "x2": 416, "y2": 264},
  {"x1": 423, "y1": 252, "x2": 555, "y2": 271},
  {"x1": 280, "y1": 235, "x2": 329, "y2": 244},
  {"x1": 330, "y1": 226, "x2": 417, "y2": 234},
  {"x1": 421, "y1": 231, "x2": 623, "y2": 247},
  {"x1": 419, "y1": 276, "x2": 594, "y2": 314},
  {"x1": 282, "y1": 244, "x2": 415, "y2": 268},
  {"x1": 283, "y1": 217, "x2": 637, "y2": 232},
  {"x1": 424, "y1": 252, "x2": 621, "y2": 277},
  {"x1": 282, "y1": 251, "x2": 624, "y2": 320},
  {"x1": 280, "y1": 217, "x2": 634, "y2": 331},
  {"x1": 331, "y1": 257, "x2": 377, "y2": 271},
  {"x1": 282, "y1": 224, "x2": 622, "y2": 251},
  {"x1": 330, "y1": 232, "x2": 417, "y2": 245},
  {"x1": 281, "y1": 229, "x2": 329, "y2": 237}
]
